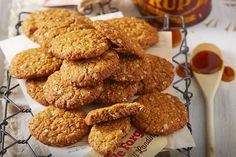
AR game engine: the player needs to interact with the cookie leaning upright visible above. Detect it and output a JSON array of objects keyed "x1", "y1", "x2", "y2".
[
  {"x1": 50, "y1": 29, "x2": 110, "y2": 60},
  {"x1": 108, "y1": 17, "x2": 159, "y2": 49},
  {"x1": 132, "y1": 92, "x2": 188, "y2": 135},
  {"x1": 85, "y1": 102, "x2": 144, "y2": 125},
  {"x1": 60, "y1": 49, "x2": 119, "y2": 87},
  {"x1": 43, "y1": 71, "x2": 103, "y2": 109},
  {"x1": 137, "y1": 54, "x2": 174, "y2": 94},
  {"x1": 88, "y1": 118, "x2": 131, "y2": 156},
  {"x1": 96, "y1": 79, "x2": 138, "y2": 105},
  {"x1": 28, "y1": 106, "x2": 89, "y2": 147},
  {"x1": 93, "y1": 20, "x2": 145, "y2": 58},
  {"x1": 110, "y1": 54, "x2": 151, "y2": 82},
  {"x1": 26, "y1": 78, "x2": 49, "y2": 106},
  {"x1": 10, "y1": 48, "x2": 62, "y2": 79}
]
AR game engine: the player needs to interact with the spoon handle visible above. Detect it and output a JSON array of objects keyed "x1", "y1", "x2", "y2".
[{"x1": 206, "y1": 98, "x2": 216, "y2": 157}]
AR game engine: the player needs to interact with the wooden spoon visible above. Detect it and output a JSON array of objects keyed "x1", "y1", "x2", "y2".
[{"x1": 191, "y1": 43, "x2": 224, "y2": 157}]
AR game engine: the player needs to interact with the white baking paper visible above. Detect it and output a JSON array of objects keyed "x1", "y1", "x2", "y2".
[{"x1": 0, "y1": 12, "x2": 195, "y2": 157}]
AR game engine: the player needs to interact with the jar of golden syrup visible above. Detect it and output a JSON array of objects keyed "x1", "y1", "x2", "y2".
[{"x1": 133, "y1": 0, "x2": 212, "y2": 26}]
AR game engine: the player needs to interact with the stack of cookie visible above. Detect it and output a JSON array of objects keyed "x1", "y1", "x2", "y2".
[{"x1": 9, "y1": 8, "x2": 188, "y2": 156}]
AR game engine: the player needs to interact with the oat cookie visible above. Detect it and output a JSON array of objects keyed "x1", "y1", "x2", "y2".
[
  {"x1": 22, "y1": 9, "x2": 93, "y2": 48},
  {"x1": 30, "y1": 18, "x2": 93, "y2": 48},
  {"x1": 108, "y1": 17, "x2": 159, "y2": 49},
  {"x1": 43, "y1": 71, "x2": 103, "y2": 109},
  {"x1": 88, "y1": 117, "x2": 131, "y2": 156},
  {"x1": 85, "y1": 102, "x2": 143, "y2": 125},
  {"x1": 93, "y1": 20, "x2": 145, "y2": 58},
  {"x1": 132, "y1": 92, "x2": 188, "y2": 135},
  {"x1": 137, "y1": 54, "x2": 174, "y2": 94},
  {"x1": 110, "y1": 54, "x2": 150, "y2": 82},
  {"x1": 10, "y1": 48, "x2": 62, "y2": 79},
  {"x1": 26, "y1": 78, "x2": 49, "y2": 106},
  {"x1": 22, "y1": 8, "x2": 92, "y2": 37},
  {"x1": 96, "y1": 79, "x2": 138, "y2": 105},
  {"x1": 29, "y1": 106, "x2": 89, "y2": 147},
  {"x1": 30, "y1": 26, "x2": 72, "y2": 48},
  {"x1": 60, "y1": 50, "x2": 119, "y2": 87},
  {"x1": 51, "y1": 29, "x2": 110, "y2": 60}
]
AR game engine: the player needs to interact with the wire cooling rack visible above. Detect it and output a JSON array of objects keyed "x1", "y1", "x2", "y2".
[
  {"x1": 1, "y1": 1, "x2": 192, "y2": 157},
  {"x1": 141, "y1": 15, "x2": 193, "y2": 157}
]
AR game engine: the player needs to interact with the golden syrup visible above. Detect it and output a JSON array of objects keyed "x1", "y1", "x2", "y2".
[
  {"x1": 222, "y1": 66, "x2": 235, "y2": 82},
  {"x1": 171, "y1": 29, "x2": 182, "y2": 48},
  {"x1": 176, "y1": 62, "x2": 193, "y2": 78},
  {"x1": 191, "y1": 50, "x2": 223, "y2": 74}
]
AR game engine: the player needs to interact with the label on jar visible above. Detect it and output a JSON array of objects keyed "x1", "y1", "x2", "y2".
[{"x1": 133, "y1": 0, "x2": 211, "y2": 26}]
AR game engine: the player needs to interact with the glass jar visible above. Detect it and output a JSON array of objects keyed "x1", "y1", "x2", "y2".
[{"x1": 133, "y1": 0, "x2": 212, "y2": 26}]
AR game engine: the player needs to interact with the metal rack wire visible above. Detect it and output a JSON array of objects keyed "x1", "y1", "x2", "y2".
[
  {"x1": 0, "y1": 72, "x2": 51, "y2": 157},
  {"x1": 139, "y1": 15, "x2": 192, "y2": 157},
  {"x1": 1, "y1": 1, "x2": 192, "y2": 157},
  {"x1": 81, "y1": 0, "x2": 119, "y2": 15}
]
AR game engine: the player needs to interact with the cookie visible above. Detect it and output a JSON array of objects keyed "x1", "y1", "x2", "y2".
[
  {"x1": 30, "y1": 18, "x2": 93, "y2": 48},
  {"x1": 10, "y1": 48, "x2": 62, "y2": 79},
  {"x1": 108, "y1": 17, "x2": 159, "y2": 49},
  {"x1": 110, "y1": 54, "x2": 151, "y2": 82},
  {"x1": 43, "y1": 71, "x2": 103, "y2": 109},
  {"x1": 22, "y1": 9, "x2": 93, "y2": 48},
  {"x1": 35, "y1": 9, "x2": 92, "y2": 29},
  {"x1": 96, "y1": 79, "x2": 138, "y2": 105},
  {"x1": 88, "y1": 117, "x2": 131, "y2": 156},
  {"x1": 22, "y1": 8, "x2": 92, "y2": 37},
  {"x1": 50, "y1": 29, "x2": 110, "y2": 60},
  {"x1": 60, "y1": 50, "x2": 119, "y2": 87},
  {"x1": 30, "y1": 26, "x2": 73, "y2": 48},
  {"x1": 26, "y1": 78, "x2": 49, "y2": 106},
  {"x1": 85, "y1": 102, "x2": 143, "y2": 125},
  {"x1": 29, "y1": 106, "x2": 89, "y2": 147},
  {"x1": 132, "y1": 92, "x2": 188, "y2": 135},
  {"x1": 93, "y1": 20, "x2": 145, "y2": 58},
  {"x1": 137, "y1": 54, "x2": 174, "y2": 94}
]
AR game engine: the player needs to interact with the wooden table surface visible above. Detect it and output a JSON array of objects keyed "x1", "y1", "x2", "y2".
[{"x1": 1, "y1": 0, "x2": 236, "y2": 157}]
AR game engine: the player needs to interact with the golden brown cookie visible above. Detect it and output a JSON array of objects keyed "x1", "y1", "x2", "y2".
[
  {"x1": 30, "y1": 19, "x2": 93, "y2": 48},
  {"x1": 43, "y1": 71, "x2": 103, "y2": 109},
  {"x1": 88, "y1": 117, "x2": 131, "y2": 156},
  {"x1": 50, "y1": 29, "x2": 110, "y2": 60},
  {"x1": 10, "y1": 48, "x2": 62, "y2": 79},
  {"x1": 29, "y1": 106, "x2": 89, "y2": 147},
  {"x1": 110, "y1": 54, "x2": 150, "y2": 82},
  {"x1": 93, "y1": 20, "x2": 145, "y2": 58},
  {"x1": 22, "y1": 8, "x2": 72, "y2": 35},
  {"x1": 85, "y1": 102, "x2": 143, "y2": 125},
  {"x1": 30, "y1": 26, "x2": 72, "y2": 48},
  {"x1": 108, "y1": 17, "x2": 159, "y2": 49},
  {"x1": 22, "y1": 8, "x2": 92, "y2": 37},
  {"x1": 22, "y1": 9, "x2": 93, "y2": 48},
  {"x1": 26, "y1": 78, "x2": 49, "y2": 106},
  {"x1": 132, "y1": 92, "x2": 188, "y2": 135},
  {"x1": 96, "y1": 79, "x2": 138, "y2": 105},
  {"x1": 60, "y1": 50, "x2": 119, "y2": 87},
  {"x1": 137, "y1": 54, "x2": 174, "y2": 94}
]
